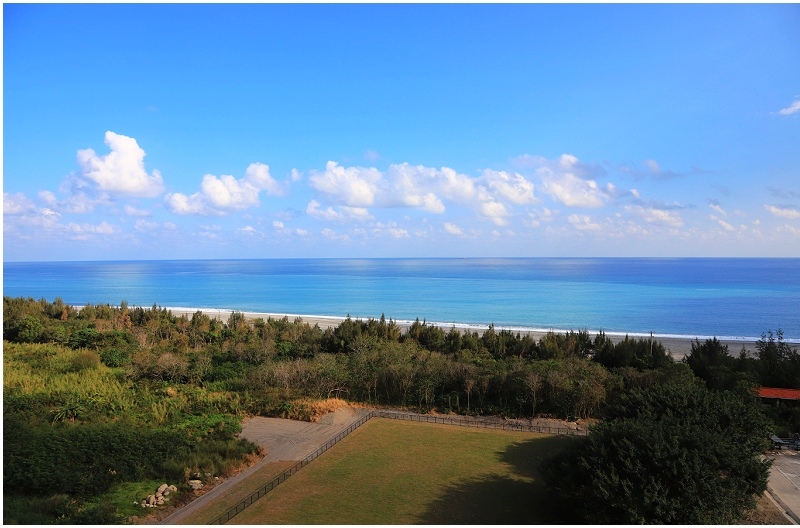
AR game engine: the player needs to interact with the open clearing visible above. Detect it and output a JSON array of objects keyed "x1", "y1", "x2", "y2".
[{"x1": 228, "y1": 417, "x2": 576, "y2": 524}]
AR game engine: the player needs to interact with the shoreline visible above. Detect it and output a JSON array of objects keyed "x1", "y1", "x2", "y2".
[{"x1": 162, "y1": 306, "x2": 779, "y2": 360}]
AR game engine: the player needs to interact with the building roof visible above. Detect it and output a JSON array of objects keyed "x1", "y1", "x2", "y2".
[{"x1": 758, "y1": 387, "x2": 800, "y2": 400}]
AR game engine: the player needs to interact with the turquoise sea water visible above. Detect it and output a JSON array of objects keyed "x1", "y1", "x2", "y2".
[{"x1": 3, "y1": 258, "x2": 799, "y2": 342}]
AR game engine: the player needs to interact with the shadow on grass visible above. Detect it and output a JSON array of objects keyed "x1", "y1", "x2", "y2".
[{"x1": 415, "y1": 435, "x2": 585, "y2": 525}]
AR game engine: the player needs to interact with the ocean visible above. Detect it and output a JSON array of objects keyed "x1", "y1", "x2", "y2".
[{"x1": 3, "y1": 258, "x2": 799, "y2": 342}]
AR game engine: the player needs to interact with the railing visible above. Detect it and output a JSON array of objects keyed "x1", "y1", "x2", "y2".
[
  {"x1": 374, "y1": 410, "x2": 589, "y2": 436},
  {"x1": 209, "y1": 410, "x2": 586, "y2": 524}
]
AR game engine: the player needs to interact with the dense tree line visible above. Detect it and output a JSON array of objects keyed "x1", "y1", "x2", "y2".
[{"x1": 4, "y1": 297, "x2": 690, "y2": 420}]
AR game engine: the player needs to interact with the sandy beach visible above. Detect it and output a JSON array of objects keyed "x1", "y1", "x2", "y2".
[{"x1": 166, "y1": 306, "x2": 763, "y2": 360}]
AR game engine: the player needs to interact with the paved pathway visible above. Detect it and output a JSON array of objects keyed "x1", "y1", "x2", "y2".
[
  {"x1": 768, "y1": 450, "x2": 800, "y2": 524},
  {"x1": 159, "y1": 408, "x2": 372, "y2": 524}
]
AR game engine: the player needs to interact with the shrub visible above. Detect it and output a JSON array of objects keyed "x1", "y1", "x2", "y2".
[
  {"x1": 99, "y1": 347, "x2": 131, "y2": 368},
  {"x1": 68, "y1": 327, "x2": 102, "y2": 349},
  {"x1": 70, "y1": 351, "x2": 101, "y2": 372}
]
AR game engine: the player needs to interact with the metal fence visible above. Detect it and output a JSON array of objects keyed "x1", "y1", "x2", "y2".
[
  {"x1": 374, "y1": 410, "x2": 589, "y2": 436},
  {"x1": 209, "y1": 410, "x2": 586, "y2": 524}
]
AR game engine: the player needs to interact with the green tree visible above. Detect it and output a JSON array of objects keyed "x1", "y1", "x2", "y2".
[
  {"x1": 543, "y1": 383, "x2": 771, "y2": 524},
  {"x1": 755, "y1": 329, "x2": 800, "y2": 389}
]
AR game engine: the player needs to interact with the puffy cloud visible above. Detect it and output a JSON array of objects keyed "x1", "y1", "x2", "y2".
[
  {"x1": 443, "y1": 222, "x2": 464, "y2": 236},
  {"x1": 540, "y1": 171, "x2": 611, "y2": 208},
  {"x1": 308, "y1": 161, "x2": 538, "y2": 226},
  {"x1": 765, "y1": 205, "x2": 800, "y2": 219},
  {"x1": 533, "y1": 154, "x2": 613, "y2": 208},
  {"x1": 244, "y1": 162, "x2": 285, "y2": 196},
  {"x1": 76, "y1": 131, "x2": 165, "y2": 197},
  {"x1": 388, "y1": 228, "x2": 410, "y2": 238},
  {"x1": 383, "y1": 163, "x2": 446, "y2": 213},
  {"x1": 309, "y1": 161, "x2": 381, "y2": 207},
  {"x1": 777, "y1": 100, "x2": 800, "y2": 116},
  {"x1": 165, "y1": 163, "x2": 281, "y2": 215},
  {"x1": 240, "y1": 226, "x2": 257, "y2": 235},
  {"x1": 481, "y1": 169, "x2": 537, "y2": 205},
  {"x1": 3, "y1": 192, "x2": 36, "y2": 215},
  {"x1": 479, "y1": 201, "x2": 509, "y2": 226},
  {"x1": 272, "y1": 221, "x2": 285, "y2": 229}
]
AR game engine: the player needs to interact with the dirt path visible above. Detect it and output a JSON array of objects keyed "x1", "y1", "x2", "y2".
[{"x1": 158, "y1": 407, "x2": 373, "y2": 525}]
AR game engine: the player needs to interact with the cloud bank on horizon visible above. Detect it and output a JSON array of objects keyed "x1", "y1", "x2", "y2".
[{"x1": 3, "y1": 4, "x2": 799, "y2": 259}]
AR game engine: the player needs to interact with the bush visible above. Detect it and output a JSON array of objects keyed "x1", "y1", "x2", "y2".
[
  {"x1": 68, "y1": 327, "x2": 102, "y2": 349},
  {"x1": 100, "y1": 347, "x2": 131, "y2": 368}
]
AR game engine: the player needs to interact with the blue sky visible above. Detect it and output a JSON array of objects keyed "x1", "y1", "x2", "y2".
[{"x1": 4, "y1": 3, "x2": 800, "y2": 261}]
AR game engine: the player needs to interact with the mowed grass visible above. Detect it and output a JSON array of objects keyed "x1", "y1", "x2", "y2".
[{"x1": 228, "y1": 418, "x2": 577, "y2": 525}]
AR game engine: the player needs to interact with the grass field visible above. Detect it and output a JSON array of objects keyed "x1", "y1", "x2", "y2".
[{"x1": 227, "y1": 418, "x2": 578, "y2": 524}]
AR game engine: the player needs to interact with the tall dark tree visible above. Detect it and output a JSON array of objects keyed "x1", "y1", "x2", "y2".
[
  {"x1": 755, "y1": 329, "x2": 800, "y2": 389},
  {"x1": 543, "y1": 383, "x2": 771, "y2": 524}
]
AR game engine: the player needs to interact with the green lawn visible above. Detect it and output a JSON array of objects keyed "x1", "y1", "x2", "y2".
[{"x1": 228, "y1": 418, "x2": 577, "y2": 524}]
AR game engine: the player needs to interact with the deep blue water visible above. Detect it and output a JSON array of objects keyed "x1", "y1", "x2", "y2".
[{"x1": 3, "y1": 258, "x2": 799, "y2": 341}]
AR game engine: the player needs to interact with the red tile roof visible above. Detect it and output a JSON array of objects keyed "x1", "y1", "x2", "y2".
[{"x1": 758, "y1": 387, "x2": 800, "y2": 400}]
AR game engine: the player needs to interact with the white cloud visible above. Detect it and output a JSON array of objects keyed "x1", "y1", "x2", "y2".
[
  {"x1": 125, "y1": 204, "x2": 151, "y2": 217},
  {"x1": 38, "y1": 191, "x2": 57, "y2": 206},
  {"x1": 383, "y1": 163, "x2": 446, "y2": 213},
  {"x1": 567, "y1": 214, "x2": 601, "y2": 231},
  {"x1": 540, "y1": 171, "x2": 611, "y2": 208},
  {"x1": 3, "y1": 192, "x2": 36, "y2": 215},
  {"x1": 710, "y1": 215, "x2": 735, "y2": 232},
  {"x1": 306, "y1": 161, "x2": 539, "y2": 227},
  {"x1": 388, "y1": 228, "x2": 410, "y2": 238},
  {"x1": 482, "y1": 169, "x2": 537, "y2": 205},
  {"x1": 272, "y1": 221, "x2": 285, "y2": 229},
  {"x1": 134, "y1": 219, "x2": 160, "y2": 232},
  {"x1": 625, "y1": 205, "x2": 684, "y2": 227},
  {"x1": 166, "y1": 163, "x2": 282, "y2": 215},
  {"x1": 244, "y1": 163, "x2": 285, "y2": 196},
  {"x1": 240, "y1": 226, "x2": 257, "y2": 235},
  {"x1": 309, "y1": 161, "x2": 381, "y2": 207},
  {"x1": 76, "y1": 131, "x2": 165, "y2": 197},
  {"x1": 644, "y1": 159, "x2": 661, "y2": 173},
  {"x1": 479, "y1": 201, "x2": 509, "y2": 226},
  {"x1": 765, "y1": 204, "x2": 800, "y2": 219},
  {"x1": 306, "y1": 200, "x2": 372, "y2": 222},
  {"x1": 526, "y1": 207, "x2": 557, "y2": 228},
  {"x1": 295, "y1": 228, "x2": 308, "y2": 236},
  {"x1": 777, "y1": 100, "x2": 800, "y2": 116},
  {"x1": 780, "y1": 224, "x2": 800, "y2": 236},
  {"x1": 444, "y1": 222, "x2": 464, "y2": 236},
  {"x1": 321, "y1": 227, "x2": 346, "y2": 240},
  {"x1": 64, "y1": 220, "x2": 116, "y2": 238},
  {"x1": 535, "y1": 154, "x2": 612, "y2": 208},
  {"x1": 708, "y1": 202, "x2": 726, "y2": 216}
]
